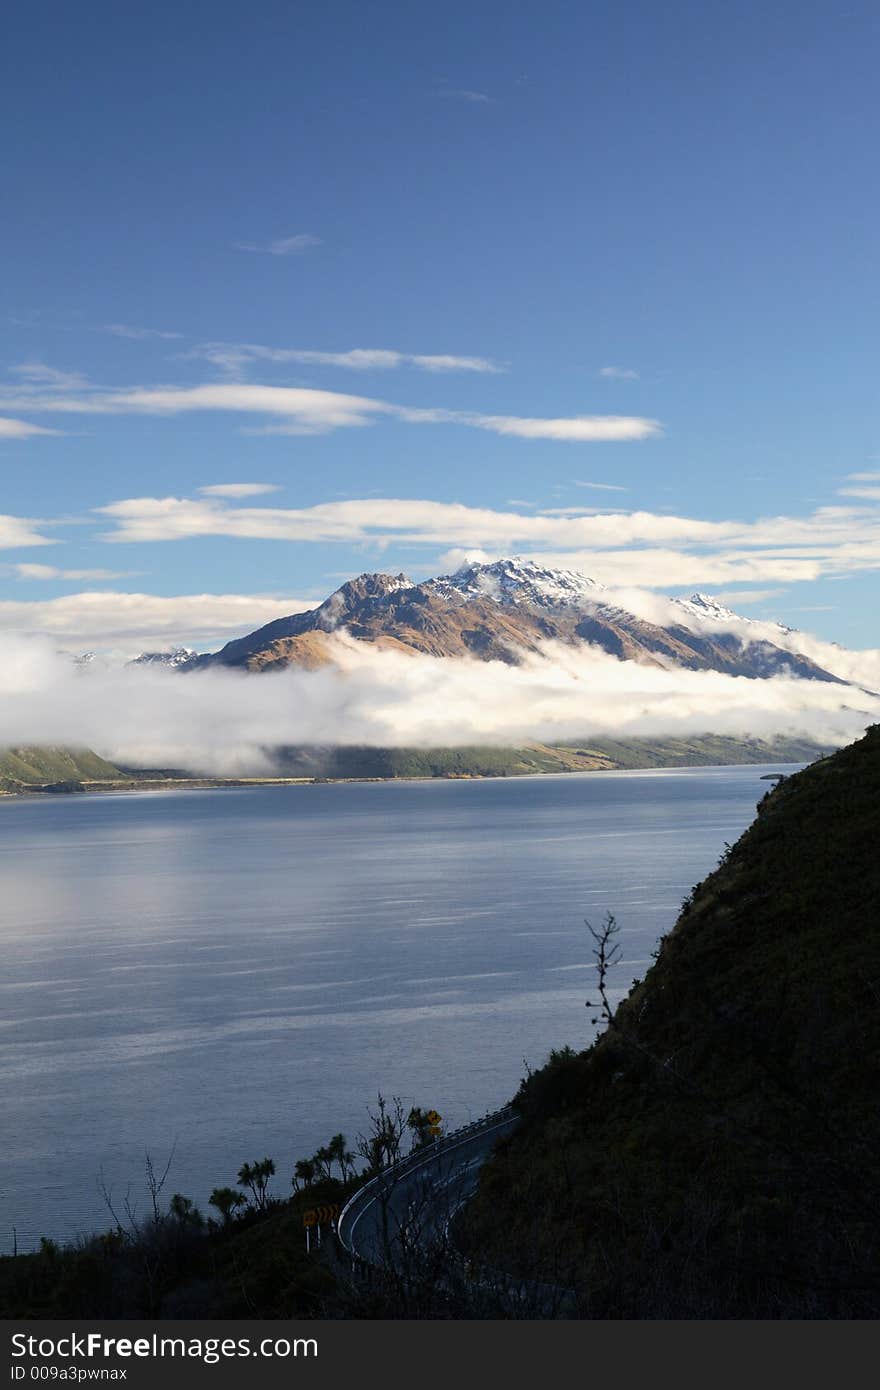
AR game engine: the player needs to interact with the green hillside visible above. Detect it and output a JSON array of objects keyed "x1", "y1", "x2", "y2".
[
  {"x1": 463, "y1": 725, "x2": 880, "y2": 1316},
  {"x1": 274, "y1": 733, "x2": 829, "y2": 780},
  {"x1": 0, "y1": 746, "x2": 124, "y2": 791}
]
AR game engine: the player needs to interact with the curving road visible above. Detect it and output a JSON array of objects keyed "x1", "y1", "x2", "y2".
[{"x1": 337, "y1": 1108, "x2": 520, "y2": 1268}]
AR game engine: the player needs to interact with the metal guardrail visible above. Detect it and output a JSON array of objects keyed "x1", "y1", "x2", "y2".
[{"x1": 336, "y1": 1104, "x2": 518, "y2": 1259}]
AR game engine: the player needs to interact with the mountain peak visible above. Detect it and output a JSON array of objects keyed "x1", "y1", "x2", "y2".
[
  {"x1": 674, "y1": 592, "x2": 742, "y2": 625},
  {"x1": 129, "y1": 647, "x2": 199, "y2": 669},
  {"x1": 317, "y1": 571, "x2": 413, "y2": 626},
  {"x1": 436, "y1": 556, "x2": 605, "y2": 609}
]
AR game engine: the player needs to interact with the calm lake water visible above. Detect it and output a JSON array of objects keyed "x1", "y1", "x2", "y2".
[{"x1": 0, "y1": 765, "x2": 792, "y2": 1249}]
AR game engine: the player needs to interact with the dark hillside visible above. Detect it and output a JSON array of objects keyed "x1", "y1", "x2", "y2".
[{"x1": 464, "y1": 726, "x2": 880, "y2": 1316}]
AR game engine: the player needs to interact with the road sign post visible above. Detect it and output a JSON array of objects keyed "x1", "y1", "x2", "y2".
[{"x1": 303, "y1": 1203, "x2": 340, "y2": 1252}]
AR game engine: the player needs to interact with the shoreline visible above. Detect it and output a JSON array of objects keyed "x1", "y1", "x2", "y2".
[{"x1": 0, "y1": 758, "x2": 812, "y2": 801}]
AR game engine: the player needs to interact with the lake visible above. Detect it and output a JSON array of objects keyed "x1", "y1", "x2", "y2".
[{"x1": 0, "y1": 764, "x2": 791, "y2": 1249}]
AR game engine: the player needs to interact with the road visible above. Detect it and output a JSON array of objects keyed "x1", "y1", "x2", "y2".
[{"x1": 337, "y1": 1108, "x2": 520, "y2": 1268}]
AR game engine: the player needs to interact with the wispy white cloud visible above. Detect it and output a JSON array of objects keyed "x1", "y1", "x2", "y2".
[
  {"x1": 0, "y1": 591, "x2": 311, "y2": 652},
  {"x1": 11, "y1": 563, "x2": 132, "y2": 581},
  {"x1": 199, "y1": 483, "x2": 281, "y2": 498},
  {"x1": 573, "y1": 479, "x2": 628, "y2": 492},
  {"x1": 100, "y1": 324, "x2": 183, "y2": 340},
  {"x1": 187, "y1": 341, "x2": 504, "y2": 375},
  {"x1": 88, "y1": 492, "x2": 880, "y2": 591},
  {"x1": 439, "y1": 88, "x2": 492, "y2": 104},
  {"x1": 599, "y1": 366, "x2": 639, "y2": 380},
  {"x1": 463, "y1": 413, "x2": 658, "y2": 441},
  {"x1": 234, "y1": 233, "x2": 321, "y2": 256},
  {"x1": 0, "y1": 379, "x2": 660, "y2": 442},
  {"x1": 95, "y1": 495, "x2": 736, "y2": 550},
  {"x1": 712, "y1": 588, "x2": 785, "y2": 607},
  {"x1": 838, "y1": 486, "x2": 880, "y2": 501},
  {"x1": 435, "y1": 548, "x2": 495, "y2": 572},
  {"x1": 836, "y1": 471, "x2": 880, "y2": 501},
  {"x1": 538, "y1": 506, "x2": 627, "y2": 517},
  {"x1": 0, "y1": 416, "x2": 61, "y2": 439},
  {"x1": 413, "y1": 354, "x2": 501, "y2": 373},
  {"x1": 10, "y1": 362, "x2": 89, "y2": 389},
  {"x1": 0, "y1": 514, "x2": 54, "y2": 548}
]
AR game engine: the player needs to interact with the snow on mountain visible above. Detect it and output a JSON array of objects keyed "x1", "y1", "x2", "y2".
[
  {"x1": 435, "y1": 556, "x2": 605, "y2": 609},
  {"x1": 673, "y1": 592, "x2": 792, "y2": 635},
  {"x1": 673, "y1": 593, "x2": 746, "y2": 626},
  {"x1": 128, "y1": 647, "x2": 199, "y2": 669}
]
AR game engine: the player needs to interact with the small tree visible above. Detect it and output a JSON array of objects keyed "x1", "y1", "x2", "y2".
[
  {"x1": 168, "y1": 1193, "x2": 203, "y2": 1228},
  {"x1": 208, "y1": 1187, "x2": 246, "y2": 1224},
  {"x1": 236, "y1": 1157, "x2": 276, "y2": 1212},
  {"x1": 357, "y1": 1094, "x2": 408, "y2": 1174},
  {"x1": 585, "y1": 912, "x2": 622, "y2": 1030},
  {"x1": 328, "y1": 1133, "x2": 355, "y2": 1181},
  {"x1": 313, "y1": 1145, "x2": 334, "y2": 1181},
  {"x1": 292, "y1": 1158, "x2": 316, "y2": 1192}
]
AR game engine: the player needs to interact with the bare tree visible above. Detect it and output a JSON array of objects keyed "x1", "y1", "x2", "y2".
[
  {"x1": 356, "y1": 1093, "x2": 409, "y2": 1174},
  {"x1": 585, "y1": 912, "x2": 622, "y2": 1029}
]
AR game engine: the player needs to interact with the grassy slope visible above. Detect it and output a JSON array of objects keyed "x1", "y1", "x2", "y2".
[
  {"x1": 0, "y1": 746, "x2": 123, "y2": 790},
  {"x1": 464, "y1": 726, "x2": 880, "y2": 1316},
  {"x1": 274, "y1": 733, "x2": 829, "y2": 780},
  {"x1": 0, "y1": 735, "x2": 829, "y2": 794}
]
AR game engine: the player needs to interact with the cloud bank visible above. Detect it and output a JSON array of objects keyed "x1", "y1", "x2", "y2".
[{"x1": 0, "y1": 632, "x2": 875, "y2": 776}]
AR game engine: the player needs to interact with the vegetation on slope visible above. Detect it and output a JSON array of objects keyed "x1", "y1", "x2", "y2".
[
  {"x1": 462, "y1": 725, "x2": 880, "y2": 1316},
  {"x1": 0, "y1": 734, "x2": 829, "y2": 795},
  {"x1": 0, "y1": 746, "x2": 124, "y2": 792},
  {"x1": 273, "y1": 733, "x2": 829, "y2": 780}
]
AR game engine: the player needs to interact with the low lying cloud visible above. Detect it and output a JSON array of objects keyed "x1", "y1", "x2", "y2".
[
  {"x1": 595, "y1": 584, "x2": 880, "y2": 691},
  {"x1": 0, "y1": 632, "x2": 876, "y2": 776}
]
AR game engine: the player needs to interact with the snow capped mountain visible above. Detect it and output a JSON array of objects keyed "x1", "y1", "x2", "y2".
[
  {"x1": 673, "y1": 592, "x2": 793, "y2": 636},
  {"x1": 673, "y1": 593, "x2": 745, "y2": 626},
  {"x1": 436, "y1": 556, "x2": 605, "y2": 609},
  {"x1": 129, "y1": 647, "x2": 198, "y2": 669},
  {"x1": 142, "y1": 558, "x2": 839, "y2": 687}
]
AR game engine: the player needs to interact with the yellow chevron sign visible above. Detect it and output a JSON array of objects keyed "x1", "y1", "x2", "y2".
[{"x1": 303, "y1": 1203, "x2": 340, "y2": 1228}]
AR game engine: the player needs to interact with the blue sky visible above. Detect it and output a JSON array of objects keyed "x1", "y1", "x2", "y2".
[{"x1": 2, "y1": 0, "x2": 879, "y2": 652}]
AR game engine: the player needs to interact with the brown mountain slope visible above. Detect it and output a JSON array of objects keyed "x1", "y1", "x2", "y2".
[{"x1": 197, "y1": 566, "x2": 843, "y2": 684}]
